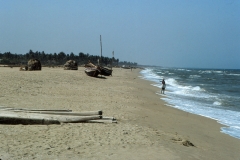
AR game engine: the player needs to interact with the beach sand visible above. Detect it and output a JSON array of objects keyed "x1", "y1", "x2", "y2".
[{"x1": 0, "y1": 67, "x2": 239, "y2": 160}]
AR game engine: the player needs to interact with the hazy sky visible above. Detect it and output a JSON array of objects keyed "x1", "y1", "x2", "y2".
[{"x1": 0, "y1": 0, "x2": 239, "y2": 69}]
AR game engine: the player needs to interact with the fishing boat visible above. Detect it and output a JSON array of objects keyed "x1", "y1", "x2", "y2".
[
  {"x1": 99, "y1": 66, "x2": 112, "y2": 76},
  {"x1": 84, "y1": 67, "x2": 100, "y2": 77},
  {"x1": 99, "y1": 35, "x2": 113, "y2": 76},
  {"x1": 84, "y1": 35, "x2": 113, "y2": 77}
]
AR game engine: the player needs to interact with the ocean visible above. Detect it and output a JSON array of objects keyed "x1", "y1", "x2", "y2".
[{"x1": 140, "y1": 67, "x2": 240, "y2": 139}]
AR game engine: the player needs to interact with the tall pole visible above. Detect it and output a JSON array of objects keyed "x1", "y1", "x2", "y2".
[
  {"x1": 112, "y1": 51, "x2": 114, "y2": 70},
  {"x1": 100, "y1": 35, "x2": 102, "y2": 66}
]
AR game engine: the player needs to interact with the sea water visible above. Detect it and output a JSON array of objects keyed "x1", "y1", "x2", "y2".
[{"x1": 140, "y1": 67, "x2": 240, "y2": 139}]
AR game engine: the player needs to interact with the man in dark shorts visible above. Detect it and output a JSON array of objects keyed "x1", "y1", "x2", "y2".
[{"x1": 161, "y1": 79, "x2": 166, "y2": 94}]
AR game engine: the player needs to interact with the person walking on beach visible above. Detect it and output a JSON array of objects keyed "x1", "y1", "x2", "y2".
[{"x1": 161, "y1": 78, "x2": 166, "y2": 94}]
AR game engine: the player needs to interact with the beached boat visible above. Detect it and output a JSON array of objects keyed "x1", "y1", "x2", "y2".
[
  {"x1": 98, "y1": 35, "x2": 113, "y2": 76},
  {"x1": 84, "y1": 35, "x2": 113, "y2": 77},
  {"x1": 84, "y1": 67, "x2": 101, "y2": 77},
  {"x1": 99, "y1": 66, "x2": 112, "y2": 76}
]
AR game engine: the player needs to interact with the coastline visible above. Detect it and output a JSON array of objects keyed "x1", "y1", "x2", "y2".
[
  {"x1": 0, "y1": 67, "x2": 239, "y2": 159},
  {"x1": 134, "y1": 68, "x2": 240, "y2": 159}
]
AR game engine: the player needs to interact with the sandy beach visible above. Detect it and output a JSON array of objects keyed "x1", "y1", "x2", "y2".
[{"x1": 0, "y1": 67, "x2": 240, "y2": 160}]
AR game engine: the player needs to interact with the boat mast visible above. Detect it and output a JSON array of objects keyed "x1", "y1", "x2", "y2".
[
  {"x1": 100, "y1": 35, "x2": 102, "y2": 66},
  {"x1": 112, "y1": 51, "x2": 114, "y2": 70}
]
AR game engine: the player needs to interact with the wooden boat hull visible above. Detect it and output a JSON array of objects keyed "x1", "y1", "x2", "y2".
[
  {"x1": 100, "y1": 67, "x2": 112, "y2": 76},
  {"x1": 84, "y1": 67, "x2": 100, "y2": 77}
]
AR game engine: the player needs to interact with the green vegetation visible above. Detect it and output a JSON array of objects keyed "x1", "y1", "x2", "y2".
[{"x1": 0, "y1": 50, "x2": 137, "y2": 66}]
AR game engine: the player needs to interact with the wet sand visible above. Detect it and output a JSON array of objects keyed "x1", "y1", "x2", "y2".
[{"x1": 0, "y1": 67, "x2": 239, "y2": 159}]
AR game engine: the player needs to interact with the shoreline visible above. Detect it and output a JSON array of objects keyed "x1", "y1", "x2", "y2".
[
  {"x1": 140, "y1": 67, "x2": 240, "y2": 141},
  {"x1": 125, "y1": 68, "x2": 240, "y2": 159},
  {"x1": 0, "y1": 67, "x2": 239, "y2": 159},
  {"x1": 138, "y1": 68, "x2": 237, "y2": 139}
]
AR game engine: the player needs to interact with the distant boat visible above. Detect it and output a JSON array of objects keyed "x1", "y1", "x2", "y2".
[
  {"x1": 121, "y1": 65, "x2": 131, "y2": 69},
  {"x1": 84, "y1": 67, "x2": 101, "y2": 77}
]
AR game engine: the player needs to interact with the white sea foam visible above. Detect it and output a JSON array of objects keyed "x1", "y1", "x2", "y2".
[
  {"x1": 199, "y1": 70, "x2": 212, "y2": 74},
  {"x1": 164, "y1": 97, "x2": 240, "y2": 139},
  {"x1": 140, "y1": 69, "x2": 162, "y2": 82},
  {"x1": 221, "y1": 127, "x2": 240, "y2": 139},
  {"x1": 228, "y1": 74, "x2": 240, "y2": 76},
  {"x1": 166, "y1": 78, "x2": 178, "y2": 86},
  {"x1": 213, "y1": 71, "x2": 223, "y2": 74},
  {"x1": 189, "y1": 75, "x2": 201, "y2": 78},
  {"x1": 213, "y1": 101, "x2": 221, "y2": 105},
  {"x1": 192, "y1": 86, "x2": 202, "y2": 91}
]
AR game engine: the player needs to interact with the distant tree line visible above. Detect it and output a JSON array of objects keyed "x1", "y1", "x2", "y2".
[{"x1": 0, "y1": 50, "x2": 137, "y2": 66}]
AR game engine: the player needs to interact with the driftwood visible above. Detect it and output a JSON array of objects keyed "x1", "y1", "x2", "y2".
[
  {"x1": 0, "y1": 107, "x2": 102, "y2": 116},
  {"x1": 0, "y1": 116, "x2": 61, "y2": 125},
  {"x1": 57, "y1": 115, "x2": 102, "y2": 123},
  {"x1": 102, "y1": 117, "x2": 116, "y2": 120},
  {"x1": 15, "y1": 110, "x2": 103, "y2": 116},
  {"x1": 0, "y1": 107, "x2": 116, "y2": 124},
  {"x1": 21, "y1": 109, "x2": 72, "y2": 112},
  {"x1": 0, "y1": 111, "x2": 60, "y2": 125},
  {"x1": 0, "y1": 111, "x2": 102, "y2": 124},
  {"x1": 0, "y1": 107, "x2": 72, "y2": 112},
  {"x1": 86, "y1": 119, "x2": 117, "y2": 123}
]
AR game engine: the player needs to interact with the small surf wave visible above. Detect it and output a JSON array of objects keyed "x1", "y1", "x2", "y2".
[
  {"x1": 228, "y1": 74, "x2": 240, "y2": 76},
  {"x1": 213, "y1": 101, "x2": 221, "y2": 105},
  {"x1": 189, "y1": 75, "x2": 201, "y2": 78},
  {"x1": 192, "y1": 86, "x2": 202, "y2": 91}
]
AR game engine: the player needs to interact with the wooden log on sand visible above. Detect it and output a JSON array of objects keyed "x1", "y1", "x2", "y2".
[
  {"x1": 0, "y1": 111, "x2": 60, "y2": 125},
  {"x1": 0, "y1": 107, "x2": 72, "y2": 112},
  {"x1": 86, "y1": 119, "x2": 117, "y2": 123},
  {"x1": 0, "y1": 107, "x2": 15, "y2": 110},
  {"x1": 0, "y1": 107, "x2": 11, "y2": 109},
  {"x1": 0, "y1": 108, "x2": 116, "y2": 124},
  {"x1": 0, "y1": 111, "x2": 102, "y2": 124},
  {"x1": 0, "y1": 108, "x2": 102, "y2": 116},
  {"x1": 0, "y1": 116, "x2": 61, "y2": 125},
  {"x1": 58, "y1": 115, "x2": 102, "y2": 123},
  {"x1": 102, "y1": 117, "x2": 116, "y2": 120},
  {"x1": 18, "y1": 110, "x2": 103, "y2": 116},
  {"x1": 20, "y1": 109, "x2": 72, "y2": 112}
]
